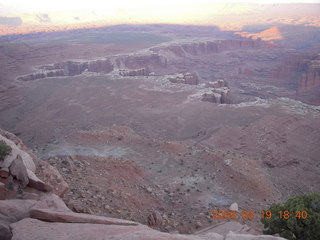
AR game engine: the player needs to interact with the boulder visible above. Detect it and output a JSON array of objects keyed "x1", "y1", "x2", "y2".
[
  {"x1": 9, "y1": 155, "x2": 29, "y2": 187},
  {"x1": 0, "y1": 129, "x2": 68, "y2": 197},
  {"x1": 27, "y1": 169, "x2": 52, "y2": 192},
  {"x1": 0, "y1": 134, "x2": 36, "y2": 173}
]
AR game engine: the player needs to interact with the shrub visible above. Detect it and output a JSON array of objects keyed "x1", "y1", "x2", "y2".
[
  {"x1": 0, "y1": 140, "x2": 12, "y2": 160},
  {"x1": 261, "y1": 193, "x2": 320, "y2": 240}
]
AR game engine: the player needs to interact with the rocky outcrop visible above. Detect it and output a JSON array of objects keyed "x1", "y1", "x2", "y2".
[
  {"x1": 298, "y1": 59, "x2": 320, "y2": 89},
  {"x1": 17, "y1": 39, "x2": 268, "y2": 83},
  {"x1": 202, "y1": 80, "x2": 231, "y2": 104},
  {"x1": 168, "y1": 72, "x2": 199, "y2": 85},
  {"x1": 272, "y1": 54, "x2": 320, "y2": 89},
  {"x1": 206, "y1": 80, "x2": 229, "y2": 88},
  {"x1": 270, "y1": 54, "x2": 320, "y2": 104},
  {"x1": 0, "y1": 129, "x2": 68, "y2": 197},
  {"x1": 17, "y1": 59, "x2": 114, "y2": 81},
  {"x1": 119, "y1": 68, "x2": 149, "y2": 77}
]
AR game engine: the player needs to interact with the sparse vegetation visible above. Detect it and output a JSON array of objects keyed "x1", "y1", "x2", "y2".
[
  {"x1": 0, "y1": 140, "x2": 12, "y2": 160},
  {"x1": 261, "y1": 193, "x2": 320, "y2": 240}
]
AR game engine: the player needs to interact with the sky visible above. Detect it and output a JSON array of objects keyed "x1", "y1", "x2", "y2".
[{"x1": 1, "y1": 0, "x2": 319, "y2": 13}]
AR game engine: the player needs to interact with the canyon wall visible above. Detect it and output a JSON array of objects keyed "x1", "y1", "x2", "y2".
[
  {"x1": 17, "y1": 59, "x2": 114, "y2": 81},
  {"x1": 272, "y1": 54, "x2": 320, "y2": 90},
  {"x1": 17, "y1": 39, "x2": 268, "y2": 82},
  {"x1": 151, "y1": 39, "x2": 269, "y2": 57},
  {"x1": 122, "y1": 53, "x2": 167, "y2": 69}
]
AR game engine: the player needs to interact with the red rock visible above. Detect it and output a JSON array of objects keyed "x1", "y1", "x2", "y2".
[
  {"x1": 10, "y1": 218, "x2": 223, "y2": 240},
  {"x1": 0, "y1": 129, "x2": 68, "y2": 196},
  {"x1": 34, "y1": 193, "x2": 71, "y2": 212},
  {"x1": 30, "y1": 208, "x2": 138, "y2": 226},
  {"x1": 0, "y1": 199, "x2": 36, "y2": 223},
  {"x1": 0, "y1": 167, "x2": 9, "y2": 178},
  {"x1": 27, "y1": 169, "x2": 52, "y2": 192},
  {"x1": 9, "y1": 155, "x2": 29, "y2": 187}
]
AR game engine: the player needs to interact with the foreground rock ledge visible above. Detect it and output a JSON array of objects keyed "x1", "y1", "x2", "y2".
[
  {"x1": 10, "y1": 218, "x2": 286, "y2": 240},
  {"x1": 30, "y1": 208, "x2": 138, "y2": 226}
]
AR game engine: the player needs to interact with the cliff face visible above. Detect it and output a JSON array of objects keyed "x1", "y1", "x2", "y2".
[
  {"x1": 272, "y1": 54, "x2": 320, "y2": 89},
  {"x1": 122, "y1": 53, "x2": 167, "y2": 69},
  {"x1": 16, "y1": 39, "x2": 267, "y2": 82},
  {"x1": 298, "y1": 59, "x2": 320, "y2": 89},
  {"x1": 151, "y1": 39, "x2": 269, "y2": 57},
  {"x1": 17, "y1": 59, "x2": 114, "y2": 81}
]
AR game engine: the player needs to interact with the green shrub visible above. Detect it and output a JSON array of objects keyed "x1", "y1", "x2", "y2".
[
  {"x1": 0, "y1": 140, "x2": 12, "y2": 160},
  {"x1": 261, "y1": 193, "x2": 320, "y2": 240}
]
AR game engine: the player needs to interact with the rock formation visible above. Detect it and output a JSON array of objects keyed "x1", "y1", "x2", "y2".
[
  {"x1": 119, "y1": 68, "x2": 149, "y2": 77},
  {"x1": 168, "y1": 72, "x2": 199, "y2": 85},
  {"x1": 17, "y1": 39, "x2": 268, "y2": 83},
  {"x1": 0, "y1": 129, "x2": 68, "y2": 197},
  {"x1": 202, "y1": 80, "x2": 231, "y2": 104},
  {"x1": 122, "y1": 53, "x2": 167, "y2": 69},
  {"x1": 17, "y1": 59, "x2": 114, "y2": 81},
  {"x1": 298, "y1": 58, "x2": 320, "y2": 90},
  {"x1": 272, "y1": 54, "x2": 320, "y2": 90},
  {"x1": 151, "y1": 39, "x2": 269, "y2": 57},
  {"x1": 206, "y1": 80, "x2": 229, "y2": 88},
  {"x1": 269, "y1": 53, "x2": 320, "y2": 104}
]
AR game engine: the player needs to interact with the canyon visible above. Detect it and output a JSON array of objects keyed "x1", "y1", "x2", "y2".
[{"x1": 0, "y1": 3, "x2": 320, "y2": 239}]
